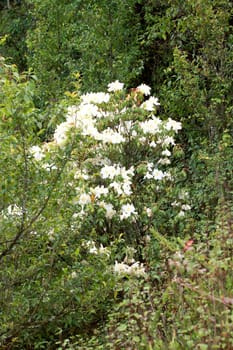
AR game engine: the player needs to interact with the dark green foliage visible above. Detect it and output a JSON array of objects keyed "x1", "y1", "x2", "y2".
[
  {"x1": 75, "y1": 0, "x2": 143, "y2": 92},
  {"x1": 0, "y1": 0, "x2": 233, "y2": 348},
  {"x1": 0, "y1": 1, "x2": 31, "y2": 71},
  {"x1": 25, "y1": 0, "x2": 82, "y2": 104}
]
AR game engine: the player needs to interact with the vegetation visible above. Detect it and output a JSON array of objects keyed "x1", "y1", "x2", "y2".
[{"x1": 0, "y1": 0, "x2": 232, "y2": 349}]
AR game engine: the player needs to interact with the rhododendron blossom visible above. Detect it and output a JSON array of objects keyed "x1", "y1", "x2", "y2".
[
  {"x1": 91, "y1": 185, "x2": 109, "y2": 198},
  {"x1": 99, "y1": 202, "x2": 116, "y2": 219},
  {"x1": 139, "y1": 116, "x2": 162, "y2": 134},
  {"x1": 114, "y1": 260, "x2": 146, "y2": 276},
  {"x1": 120, "y1": 203, "x2": 137, "y2": 220},
  {"x1": 30, "y1": 145, "x2": 45, "y2": 161},
  {"x1": 137, "y1": 83, "x2": 151, "y2": 96},
  {"x1": 77, "y1": 193, "x2": 91, "y2": 206},
  {"x1": 141, "y1": 96, "x2": 160, "y2": 111},
  {"x1": 81, "y1": 92, "x2": 110, "y2": 104},
  {"x1": 108, "y1": 80, "x2": 124, "y2": 92},
  {"x1": 165, "y1": 118, "x2": 182, "y2": 132},
  {"x1": 54, "y1": 122, "x2": 71, "y2": 145}
]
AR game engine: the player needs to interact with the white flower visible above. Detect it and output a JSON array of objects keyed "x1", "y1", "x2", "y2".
[
  {"x1": 120, "y1": 166, "x2": 134, "y2": 181},
  {"x1": 74, "y1": 169, "x2": 89, "y2": 180},
  {"x1": 144, "y1": 165, "x2": 165, "y2": 181},
  {"x1": 147, "y1": 162, "x2": 154, "y2": 171},
  {"x1": 181, "y1": 204, "x2": 191, "y2": 211},
  {"x1": 149, "y1": 141, "x2": 157, "y2": 148},
  {"x1": 99, "y1": 202, "x2": 116, "y2": 219},
  {"x1": 108, "y1": 80, "x2": 124, "y2": 92},
  {"x1": 83, "y1": 240, "x2": 95, "y2": 248},
  {"x1": 162, "y1": 136, "x2": 175, "y2": 146},
  {"x1": 145, "y1": 208, "x2": 153, "y2": 217},
  {"x1": 6, "y1": 204, "x2": 22, "y2": 217},
  {"x1": 42, "y1": 163, "x2": 57, "y2": 171},
  {"x1": 158, "y1": 158, "x2": 171, "y2": 165},
  {"x1": 78, "y1": 193, "x2": 91, "y2": 206},
  {"x1": 113, "y1": 260, "x2": 146, "y2": 276},
  {"x1": 141, "y1": 96, "x2": 160, "y2": 111},
  {"x1": 171, "y1": 201, "x2": 179, "y2": 207},
  {"x1": 140, "y1": 116, "x2": 162, "y2": 134},
  {"x1": 99, "y1": 128, "x2": 125, "y2": 144},
  {"x1": 99, "y1": 244, "x2": 110, "y2": 256},
  {"x1": 165, "y1": 118, "x2": 182, "y2": 132},
  {"x1": 152, "y1": 169, "x2": 165, "y2": 180},
  {"x1": 177, "y1": 210, "x2": 185, "y2": 218},
  {"x1": 118, "y1": 120, "x2": 133, "y2": 135},
  {"x1": 89, "y1": 245, "x2": 98, "y2": 254},
  {"x1": 120, "y1": 203, "x2": 137, "y2": 220},
  {"x1": 83, "y1": 240, "x2": 98, "y2": 254},
  {"x1": 100, "y1": 164, "x2": 121, "y2": 179},
  {"x1": 109, "y1": 181, "x2": 123, "y2": 195},
  {"x1": 71, "y1": 272, "x2": 77, "y2": 279},
  {"x1": 81, "y1": 92, "x2": 110, "y2": 104},
  {"x1": 137, "y1": 83, "x2": 151, "y2": 96},
  {"x1": 178, "y1": 191, "x2": 189, "y2": 200},
  {"x1": 144, "y1": 171, "x2": 153, "y2": 180},
  {"x1": 122, "y1": 182, "x2": 132, "y2": 195},
  {"x1": 139, "y1": 136, "x2": 146, "y2": 143},
  {"x1": 114, "y1": 261, "x2": 130, "y2": 274},
  {"x1": 144, "y1": 162, "x2": 154, "y2": 180},
  {"x1": 92, "y1": 185, "x2": 109, "y2": 198},
  {"x1": 30, "y1": 145, "x2": 45, "y2": 161},
  {"x1": 162, "y1": 149, "x2": 171, "y2": 157},
  {"x1": 54, "y1": 122, "x2": 71, "y2": 145},
  {"x1": 66, "y1": 104, "x2": 101, "y2": 135},
  {"x1": 79, "y1": 103, "x2": 100, "y2": 117},
  {"x1": 129, "y1": 261, "x2": 146, "y2": 276}
]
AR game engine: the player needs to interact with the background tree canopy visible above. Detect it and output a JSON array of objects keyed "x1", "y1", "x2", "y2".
[{"x1": 0, "y1": 0, "x2": 232, "y2": 349}]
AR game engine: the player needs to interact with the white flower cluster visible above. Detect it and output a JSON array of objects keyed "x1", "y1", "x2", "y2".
[
  {"x1": 171, "y1": 191, "x2": 191, "y2": 217},
  {"x1": 100, "y1": 164, "x2": 134, "y2": 181},
  {"x1": 81, "y1": 92, "x2": 110, "y2": 104},
  {"x1": 46, "y1": 81, "x2": 184, "y2": 225},
  {"x1": 91, "y1": 185, "x2": 109, "y2": 199},
  {"x1": 100, "y1": 164, "x2": 134, "y2": 197},
  {"x1": 144, "y1": 162, "x2": 169, "y2": 181},
  {"x1": 108, "y1": 80, "x2": 124, "y2": 92},
  {"x1": 139, "y1": 116, "x2": 162, "y2": 134},
  {"x1": 114, "y1": 260, "x2": 146, "y2": 276},
  {"x1": 120, "y1": 203, "x2": 137, "y2": 220},
  {"x1": 75, "y1": 165, "x2": 134, "y2": 219},
  {"x1": 141, "y1": 96, "x2": 160, "y2": 111},
  {"x1": 137, "y1": 83, "x2": 151, "y2": 96},
  {"x1": 30, "y1": 145, "x2": 45, "y2": 161},
  {"x1": 77, "y1": 192, "x2": 92, "y2": 206},
  {"x1": 3, "y1": 204, "x2": 23, "y2": 218},
  {"x1": 165, "y1": 118, "x2": 182, "y2": 132},
  {"x1": 54, "y1": 98, "x2": 127, "y2": 146},
  {"x1": 99, "y1": 201, "x2": 116, "y2": 219},
  {"x1": 51, "y1": 81, "x2": 182, "y2": 156},
  {"x1": 82, "y1": 240, "x2": 110, "y2": 256}
]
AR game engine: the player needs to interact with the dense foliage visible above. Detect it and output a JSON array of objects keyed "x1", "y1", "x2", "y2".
[{"x1": 0, "y1": 0, "x2": 232, "y2": 349}]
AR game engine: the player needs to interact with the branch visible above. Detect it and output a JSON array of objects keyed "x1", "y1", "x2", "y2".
[{"x1": 0, "y1": 155, "x2": 69, "y2": 262}]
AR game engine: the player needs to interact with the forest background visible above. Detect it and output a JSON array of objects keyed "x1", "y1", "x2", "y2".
[{"x1": 0, "y1": 0, "x2": 233, "y2": 349}]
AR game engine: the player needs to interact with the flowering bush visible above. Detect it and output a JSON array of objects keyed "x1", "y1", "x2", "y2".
[
  {"x1": 32, "y1": 81, "x2": 186, "y2": 251},
  {"x1": 0, "y1": 63, "x2": 188, "y2": 348}
]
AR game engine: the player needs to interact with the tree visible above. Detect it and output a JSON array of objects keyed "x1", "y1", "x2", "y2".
[
  {"x1": 76, "y1": 0, "x2": 143, "y2": 92},
  {"x1": 0, "y1": 0, "x2": 31, "y2": 71},
  {"x1": 26, "y1": 0, "x2": 82, "y2": 104}
]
